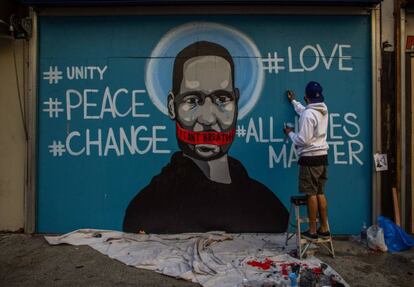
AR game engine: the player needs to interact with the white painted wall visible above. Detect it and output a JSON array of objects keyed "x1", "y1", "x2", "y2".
[{"x1": 0, "y1": 36, "x2": 26, "y2": 231}]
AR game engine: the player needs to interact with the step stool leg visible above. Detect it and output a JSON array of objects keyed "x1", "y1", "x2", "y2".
[
  {"x1": 327, "y1": 220, "x2": 335, "y2": 258},
  {"x1": 301, "y1": 242, "x2": 311, "y2": 259},
  {"x1": 295, "y1": 204, "x2": 302, "y2": 259},
  {"x1": 285, "y1": 203, "x2": 294, "y2": 246},
  {"x1": 329, "y1": 239, "x2": 335, "y2": 258}
]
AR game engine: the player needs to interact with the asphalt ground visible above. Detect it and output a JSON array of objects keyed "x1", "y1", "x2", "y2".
[{"x1": 1, "y1": 233, "x2": 414, "y2": 287}]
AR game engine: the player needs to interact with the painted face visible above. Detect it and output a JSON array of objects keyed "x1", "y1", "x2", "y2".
[{"x1": 173, "y1": 55, "x2": 238, "y2": 160}]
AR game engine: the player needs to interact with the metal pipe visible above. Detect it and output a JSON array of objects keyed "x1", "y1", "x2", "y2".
[
  {"x1": 24, "y1": 8, "x2": 37, "y2": 234},
  {"x1": 394, "y1": 0, "x2": 402, "y2": 224},
  {"x1": 372, "y1": 5, "x2": 382, "y2": 224},
  {"x1": 36, "y1": 5, "x2": 371, "y2": 16},
  {"x1": 400, "y1": 8, "x2": 406, "y2": 229}
]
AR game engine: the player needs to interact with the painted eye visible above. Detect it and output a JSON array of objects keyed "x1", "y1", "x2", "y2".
[
  {"x1": 184, "y1": 96, "x2": 200, "y2": 105},
  {"x1": 215, "y1": 95, "x2": 232, "y2": 104}
]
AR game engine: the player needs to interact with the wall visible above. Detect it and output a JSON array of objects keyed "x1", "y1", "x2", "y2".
[
  {"x1": 0, "y1": 35, "x2": 26, "y2": 231},
  {"x1": 37, "y1": 15, "x2": 373, "y2": 234}
]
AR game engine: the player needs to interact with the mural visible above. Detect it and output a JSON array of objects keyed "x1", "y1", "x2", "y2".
[
  {"x1": 123, "y1": 41, "x2": 288, "y2": 233},
  {"x1": 37, "y1": 16, "x2": 372, "y2": 234}
]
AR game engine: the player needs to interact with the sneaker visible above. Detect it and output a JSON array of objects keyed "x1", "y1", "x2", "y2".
[
  {"x1": 317, "y1": 229, "x2": 331, "y2": 238},
  {"x1": 301, "y1": 230, "x2": 318, "y2": 240}
]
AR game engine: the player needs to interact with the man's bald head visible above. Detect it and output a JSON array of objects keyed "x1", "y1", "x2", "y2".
[{"x1": 172, "y1": 41, "x2": 235, "y2": 96}]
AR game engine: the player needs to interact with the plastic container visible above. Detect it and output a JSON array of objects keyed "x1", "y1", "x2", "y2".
[{"x1": 360, "y1": 222, "x2": 367, "y2": 244}]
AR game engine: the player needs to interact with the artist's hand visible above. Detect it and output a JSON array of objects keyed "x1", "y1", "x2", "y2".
[
  {"x1": 283, "y1": 127, "x2": 294, "y2": 135},
  {"x1": 286, "y1": 90, "x2": 295, "y2": 102}
]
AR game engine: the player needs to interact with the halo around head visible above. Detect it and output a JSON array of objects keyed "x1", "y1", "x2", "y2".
[{"x1": 145, "y1": 22, "x2": 264, "y2": 120}]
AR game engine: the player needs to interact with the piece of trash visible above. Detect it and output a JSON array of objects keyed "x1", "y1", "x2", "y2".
[
  {"x1": 138, "y1": 230, "x2": 146, "y2": 234},
  {"x1": 93, "y1": 233, "x2": 102, "y2": 238},
  {"x1": 367, "y1": 225, "x2": 387, "y2": 252},
  {"x1": 75, "y1": 265, "x2": 84, "y2": 269},
  {"x1": 378, "y1": 216, "x2": 414, "y2": 252},
  {"x1": 360, "y1": 222, "x2": 368, "y2": 245},
  {"x1": 289, "y1": 272, "x2": 298, "y2": 286}
]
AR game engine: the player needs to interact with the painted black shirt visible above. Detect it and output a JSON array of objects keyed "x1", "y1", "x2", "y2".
[{"x1": 123, "y1": 152, "x2": 288, "y2": 234}]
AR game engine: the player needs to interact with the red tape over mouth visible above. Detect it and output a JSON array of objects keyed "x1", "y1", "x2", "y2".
[{"x1": 176, "y1": 123, "x2": 236, "y2": 146}]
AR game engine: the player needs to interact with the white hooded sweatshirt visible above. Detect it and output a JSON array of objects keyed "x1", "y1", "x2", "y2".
[{"x1": 288, "y1": 99, "x2": 329, "y2": 157}]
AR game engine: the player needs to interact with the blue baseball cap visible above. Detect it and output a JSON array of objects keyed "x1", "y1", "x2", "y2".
[{"x1": 305, "y1": 81, "x2": 324, "y2": 103}]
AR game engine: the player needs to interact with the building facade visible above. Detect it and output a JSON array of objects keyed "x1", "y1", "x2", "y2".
[{"x1": 3, "y1": 0, "x2": 402, "y2": 235}]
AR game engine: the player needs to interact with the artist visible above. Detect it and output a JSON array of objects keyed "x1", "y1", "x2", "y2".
[
  {"x1": 284, "y1": 82, "x2": 330, "y2": 240},
  {"x1": 123, "y1": 41, "x2": 288, "y2": 234}
]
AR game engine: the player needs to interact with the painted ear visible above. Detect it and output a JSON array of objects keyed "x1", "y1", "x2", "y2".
[{"x1": 167, "y1": 92, "x2": 176, "y2": 120}]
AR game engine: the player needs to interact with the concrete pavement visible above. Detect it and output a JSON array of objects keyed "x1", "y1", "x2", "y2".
[{"x1": 1, "y1": 233, "x2": 414, "y2": 287}]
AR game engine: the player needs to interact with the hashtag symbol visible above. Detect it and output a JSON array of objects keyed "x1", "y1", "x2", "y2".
[
  {"x1": 262, "y1": 52, "x2": 285, "y2": 74},
  {"x1": 48, "y1": 140, "x2": 66, "y2": 157},
  {"x1": 42, "y1": 98, "x2": 64, "y2": 118},
  {"x1": 43, "y1": 66, "x2": 63, "y2": 84},
  {"x1": 236, "y1": 125, "x2": 247, "y2": 137}
]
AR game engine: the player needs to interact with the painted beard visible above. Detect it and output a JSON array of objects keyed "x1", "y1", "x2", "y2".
[{"x1": 175, "y1": 122, "x2": 236, "y2": 161}]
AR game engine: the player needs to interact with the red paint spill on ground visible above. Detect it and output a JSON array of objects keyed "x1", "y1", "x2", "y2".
[
  {"x1": 247, "y1": 259, "x2": 317, "y2": 278},
  {"x1": 246, "y1": 258, "x2": 274, "y2": 270}
]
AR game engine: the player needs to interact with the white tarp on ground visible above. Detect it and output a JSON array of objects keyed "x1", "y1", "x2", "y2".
[{"x1": 45, "y1": 229, "x2": 348, "y2": 287}]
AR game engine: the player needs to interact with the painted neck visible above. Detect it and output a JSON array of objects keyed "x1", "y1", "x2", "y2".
[{"x1": 185, "y1": 154, "x2": 232, "y2": 184}]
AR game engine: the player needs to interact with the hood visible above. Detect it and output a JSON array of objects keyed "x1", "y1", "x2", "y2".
[{"x1": 307, "y1": 102, "x2": 328, "y2": 115}]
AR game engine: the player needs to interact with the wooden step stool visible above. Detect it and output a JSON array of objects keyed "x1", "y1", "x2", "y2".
[{"x1": 285, "y1": 195, "x2": 335, "y2": 259}]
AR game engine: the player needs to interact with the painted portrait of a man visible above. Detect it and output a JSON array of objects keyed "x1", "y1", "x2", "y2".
[{"x1": 123, "y1": 41, "x2": 288, "y2": 234}]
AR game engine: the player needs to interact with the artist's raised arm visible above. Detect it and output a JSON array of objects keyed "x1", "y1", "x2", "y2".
[
  {"x1": 286, "y1": 90, "x2": 306, "y2": 116},
  {"x1": 291, "y1": 99, "x2": 306, "y2": 116}
]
